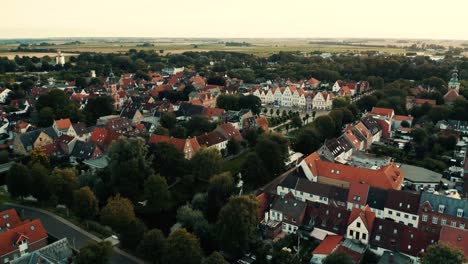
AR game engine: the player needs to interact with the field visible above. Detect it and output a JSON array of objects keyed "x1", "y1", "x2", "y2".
[{"x1": 0, "y1": 38, "x2": 467, "y2": 58}]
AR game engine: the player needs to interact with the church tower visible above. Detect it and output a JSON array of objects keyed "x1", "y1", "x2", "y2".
[
  {"x1": 448, "y1": 67, "x2": 460, "y2": 93},
  {"x1": 55, "y1": 50, "x2": 65, "y2": 66}
]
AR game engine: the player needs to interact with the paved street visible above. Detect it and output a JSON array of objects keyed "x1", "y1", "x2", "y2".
[{"x1": 0, "y1": 203, "x2": 143, "y2": 264}]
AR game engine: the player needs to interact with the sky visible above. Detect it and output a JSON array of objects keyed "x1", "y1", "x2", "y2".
[{"x1": 2, "y1": 0, "x2": 468, "y2": 40}]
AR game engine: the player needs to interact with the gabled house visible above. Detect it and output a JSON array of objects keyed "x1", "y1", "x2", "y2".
[
  {"x1": 305, "y1": 202, "x2": 350, "y2": 240},
  {"x1": 343, "y1": 128, "x2": 364, "y2": 151},
  {"x1": 318, "y1": 136, "x2": 353, "y2": 163},
  {"x1": 311, "y1": 235, "x2": 343, "y2": 264},
  {"x1": 346, "y1": 206, "x2": 375, "y2": 244},
  {"x1": 0, "y1": 219, "x2": 48, "y2": 264},
  {"x1": 12, "y1": 128, "x2": 58, "y2": 155},
  {"x1": 418, "y1": 192, "x2": 468, "y2": 235},
  {"x1": 0, "y1": 209, "x2": 22, "y2": 231},
  {"x1": 267, "y1": 195, "x2": 307, "y2": 235},
  {"x1": 369, "y1": 218, "x2": 438, "y2": 261},
  {"x1": 120, "y1": 103, "x2": 144, "y2": 124},
  {"x1": 215, "y1": 123, "x2": 243, "y2": 142},
  {"x1": 384, "y1": 190, "x2": 420, "y2": 227},
  {"x1": 67, "y1": 122, "x2": 91, "y2": 142},
  {"x1": 148, "y1": 134, "x2": 200, "y2": 160},
  {"x1": 196, "y1": 131, "x2": 228, "y2": 152},
  {"x1": 70, "y1": 141, "x2": 103, "y2": 163},
  {"x1": 52, "y1": 119, "x2": 72, "y2": 136},
  {"x1": 365, "y1": 187, "x2": 388, "y2": 219}
]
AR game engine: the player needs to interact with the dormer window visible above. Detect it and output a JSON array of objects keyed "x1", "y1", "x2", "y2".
[
  {"x1": 393, "y1": 229, "x2": 397, "y2": 234},
  {"x1": 457, "y1": 209, "x2": 463, "y2": 218},
  {"x1": 399, "y1": 202, "x2": 402, "y2": 207},
  {"x1": 439, "y1": 205, "x2": 445, "y2": 213}
]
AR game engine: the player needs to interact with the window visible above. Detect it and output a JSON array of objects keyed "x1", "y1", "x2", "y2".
[
  {"x1": 412, "y1": 216, "x2": 417, "y2": 221},
  {"x1": 451, "y1": 221, "x2": 457, "y2": 227},
  {"x1": 399, "y1": 202, "x2": 403, "y2": 207},
  {"x1": 349, "y1": 230, "x2": 354, "y2": 237},
  {"x1": 439, "y1": 205, "x2": 445, "y2": 213},
  {"x1": 457, "y1": 209, "x2": 464, "y2": 218},
  {"x1": 396, "y1": 212, "x2": 401, "y2": 217},
  {"x1": 422, "y1": 215, "x2": 428, "y2": 222},
  {"x1": 379, "y1": 225, "x2": 382, "y2": 230},
  {"x1": 362, "y1": 233, "x2": 367, "y2": 240},
  {"x1": 375, "y1": 235, "x2": 381, "y2": 241},
  {"x1": 388, "y1": 210, "x2": 393, "y2": 215},
  {"x1": 442, "y1": 219, "x2": 447, "y2": 225},
  {"x1": 460, "y1": 223, "x2": 465, "y2": 229},
  {"x1": 393, "y1": 229, "x2": 398, "y2": 234},
  {"x1": 292, "y1": 218, "x2": 296, "y2": 223},
  {"x1": 404, "y1": 214, "x2": 409, "y2": 219},
  {"x1": 357, "y1": 222, "x2": 361, "y2": 228},
  {"x1": 432, "y1": 217, "x2": 438, "y2": 224},
  {"x1": 4, "y1": 258, "x2": 9, "y2": 263}
]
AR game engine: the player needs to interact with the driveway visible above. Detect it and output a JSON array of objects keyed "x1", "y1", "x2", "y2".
[{"x1": 0, "y1": 203, "x2": 144, "y2": 264}]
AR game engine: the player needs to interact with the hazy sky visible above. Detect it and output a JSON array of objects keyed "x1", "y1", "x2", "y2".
[{"x1": 2, "y1": 0, "x2": 468, "y2": 39}]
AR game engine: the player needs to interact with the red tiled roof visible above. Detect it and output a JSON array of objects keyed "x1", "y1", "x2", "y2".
[
  {"x1": 203, "y1": 107, "x2": 225, "y2": 119},
  {"x1": 54, "y1": 118, "x2": 72, "y2": 130},
  {"x1": 348, "y1": 206, "x2": 376, "y2": 231},
  {"x1": 334, "y1": 244, "x2": 364, "y2": 263},
  {"x1": 41, "y1": 143, "x2": 61, "y2": 156},
  {"x1": 444, "y1": 89, "x2": 461, "y2": 102},
  {"x1": 369, "y1": 107, "x2": 394, "y2": 118},
  {"x1": 312, "y1": 235, "x2": 343, "y2": 255},
  {"x1": 256, "y1": 117, "x2": 269, "y2": 133},
  {"x1": 0, "y1": 219, "x2": 47, "y2": 257},
  {"x1": 148, "y1": 134, "x2": 186, "y2": 153},
  {"x1": 414, "y1": 98, "x2": 436, "y2": 106},
  {"x1": 347, "y1": 183, "x2": 370, "y2": 206},
  {"x1": 196, "y1": 131, "x2": 227, "y2": 147},
  {"x1": 256, "y1": 192, "x2": 269, "y2": 221},
  {"x1": 303, "y1": 152, "x2": 404, "y2": 190},
  {"x1": 393, "y1": 115, "x2": 413, "y2": 121},
  {"x1": 0, "y1": 209, "x2": 22, "y2": 229},
  {"x1": 217, "y1": 123, "x2": 243, "y2": 141},
  {"x1": 308, "y1": 78, "x2": 320, "y2": 85},
  {"x1": 439, "y1": 226, "x2": 468, "y2": 257}
]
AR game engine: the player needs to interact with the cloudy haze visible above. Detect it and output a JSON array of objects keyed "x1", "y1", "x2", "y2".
[{"x1": 2, "y1": 0, "x2": 468, "y2": 39}]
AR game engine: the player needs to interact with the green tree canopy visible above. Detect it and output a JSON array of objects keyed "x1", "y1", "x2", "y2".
[
  {"x1": 75, "y1": 241, "x2": 113, "y2": 264},
  {"x1": 100, "y1": 194, "x2": 137, "y2": 232},
  {"x1": 202, "y1": 251, "x2": 228, "y2": 264},
  {"x1": 6, "y1": 163, "x2": 32, "y2": 199},
  {"x1": 191, "y1": 148, "x2": 222, "y2": 180},
  {"x1": 206, "y1": 172, "x2": 235, "y2": 222},
  {"x1": 144, "y1": 175, "x2": 172, "y2": 212},
  {"x1": 137, "y1": 229, "x2": 167, "y2": 264},
  {"x1": 73, "y1": 186, "x2": 99, "y2": 219},
  {"x1": 421, "y1": 242, "x2": 465, "y2": 264},
  {"x1": 165, "y1": 228, "x2": 203, "y2": 264}
]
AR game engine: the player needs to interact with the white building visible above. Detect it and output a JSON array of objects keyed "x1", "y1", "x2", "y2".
[
  {"x1": 56, "y1": 51, "x2": 65, "y2": 66},
  {"x1": 346, "y1": 206, "x2": 375, "y2": 245}
]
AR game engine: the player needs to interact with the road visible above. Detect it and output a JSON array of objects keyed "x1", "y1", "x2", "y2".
[{"x1": 0, "y1": 203, "x2": 144, "y2": 264}]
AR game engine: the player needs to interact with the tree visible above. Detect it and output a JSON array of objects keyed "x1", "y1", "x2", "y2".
[
  {"x1": 203, "y1": 252, "x2": 228, "y2": 264},
  {"x1": 144, "y1": 175, "x2": 171, "y2": 212},
  {"x1": 6, "y1": 163, "x2": 32, "y2": 199},
  {"x1": 137, "y1": 229, "x2": 167, "y2": 264},
  {"x1": 421, "y1": 242, "x2": 465, "y2": 264},
  {"x1": 49, "y1": 168, "x2": 79, "y2": 206},
  {"x1": 217, "y1": 195, "x2": 258, "y2": 256},
  {"x1": 73, "y1": 187, "x2": 99, "y2": 219},
  {"x1": 269, "y1": 108, "x2": 274, "y2": 116},
  {"x1": 151, "y1": 142, "x2": 187, "y2": 180},
  {"x1": 206, "y1": 172, "x2": 235, "y2": 222},
  {"x1": 100, "y1": 194, "x2": 136, "y2": 232},
  {"x1": 30, "y1": 148, "x2": 49, "y2": 166},
  {"x1": 226, "y1": 138, "x2": 240, "y2": 156},
  {"x1": 291, "y1": 114, "x2": 302, "y2": 128},
  {"x1": 255, "y1": 137, "x2": 286, "y2": 176},
  {"x1": 29, "y1": 163, "x2": 51, "y2": 202},
  {"x1": 356, "y1": 95, "x2": 378, "y2": 112},
  {"x1": 176, "y1": 205, "x2": 211, "y2": 242},
  {"x1": 411, "y1": 128, "x2": 428, "y2": 145},
  {"x1": 323, "y1": 252, "x2": 354, "y2": 264},
  {"x1": 108, "y1": 137, "x2": 153, "y2": 199},
  {"x1": 239, "y1": 95, "x2": 262, "y2": 115},
  {"x1": 216, "y1": 94, "x2": 239, "y2": 111},
  {"x1": 120, "y1": 218, "x2": 147, "y2": 249},
  {"x1": 160, "y1": 112, "x2": 177, "y2": 130},
  {"x1": 313, "y1": 115, "x2": 336, "y2": 138},
  {"x1": 83, "y1": 96, "x2": 114, "y2": 125},
  {"x1": 241, "y1": 152, "x2": 269, "y2": 188},
  {"x1": 191, "y1": 148, "x2": 222, "y2": 180},
  {"x1": 165, "y1": 228, "x2": 203, "y2": 264},
  {"x1": 75, "y1": 241, "x2": 113, "y2": 264},
  {"x1": 38, "y1": 106, "x2": 55, "y2": 127},
  {"x1": 292, "y1": 128, "x2": 322, "y2": 155},
  {"x1": 401, "y1": 120, "x2": 410, "y2": 128},
  {"x1": 184, "y1": 115, "x2": 216, "y2": 136}
]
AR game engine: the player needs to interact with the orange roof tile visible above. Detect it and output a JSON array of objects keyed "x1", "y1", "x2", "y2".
[
  {"x1": 369, "y1": 107, "x2": 394, "y2": 118},
  {"x1": 312, "y1": 235, "x2": 343, "y2": 255},
  {"x1": 54, "y1": 119, "x2": 72, "y2": 130},
  {"x1": 348, "y1": 205, "x2": 376, "y2": 231}
]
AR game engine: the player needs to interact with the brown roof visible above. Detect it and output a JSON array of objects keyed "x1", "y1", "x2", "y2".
[
  {"x1": 348, "y1": 206, "x2": 376, "y2": 231},
  {"x1": 54, "y1": 118, "x2": 72, "y2": 130},
  {"x1": 439, "y1": 226, "x2": 468, "y2": 257}
]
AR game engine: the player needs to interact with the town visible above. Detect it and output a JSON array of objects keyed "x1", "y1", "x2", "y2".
[{"x1": 0, "y1": 42, "x2": 466, "y2": 264}]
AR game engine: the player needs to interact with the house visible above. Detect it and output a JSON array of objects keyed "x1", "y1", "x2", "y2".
[
  {"x1": 255, "y1": 117, "x2": 269, "y2": 133},
  {"x1": 12, "y1": 128, "x2": 58, "y2": 155},
  {"x1": 307, "y1": 78, "x2": 321, "y2": 89},
  {"x1": 10, "y1": 238, "x2": 73, "y2": 264},
  {"x1": 318, "y1": 136, "x2": 353, "y2": 163},
  {"x1": 0, "y1": 209, "x2": 22, "y2": 230},
  {"x1": 215, "y1": 123, "x2": 243, "y2": 142},
  {"x1": 148, "y1": 134, "x2": 200, "y2": 160},
  {"x1": 360, "y1": 116, "x2": 382, "y2": 143},
  {"x1": 276, "y1": 174, "x2": 348, "y2": 208},
  {"x1": 392, "y1": 115, "x2": 413, "y2": 130},
  {"x1": 66, "y1": 122, "x2": 91, "y2": 142},
  {"x1": 196, "y1": 131, "x2": 228, "y2": 152},
  {"x1": 406, "y1": 96, "x2": 436, "y2": 110},
  {"x1": 418, "y1": 192, "x2": 468, "y2": 235},
  {"x1": 346, "y1": 206, "x2": 375, "y2": 244},
  {"x1": 342, "y1": 128, "x2": 365, "y2": 151},
  {"x1": 267, "y1": 195, "x2": 307, "y2": 235},
  {"x1": 369, "y1": 218, "x2": 439, "y2": 261},
  {"x1": 52, "y1": 119, "x2": 72, "y2": 136},
  {"x1": 332, "y1": 80, "x2": 344, "y2": 93},
  {"x1": 311, "y1": 235, "x2": 343, "y2": 264},
  {"x1": 202, "y1": 107, "x2": 225, "y2": 121},
  {"x1": 120, "y1": 103, "x2": 144, "y2": 124},
  {"x1": 444, "y1": 89, "x2": 461, "y2": 105},
  {"x1": 383, "y1": 190, "x2": 420, "y2": 227},
  {"x1": 0, "y1": 218, "x2": 48, "y2": 264},
  {"x1": 439, "y1": 226, "x2": 468, "y2": 258},
  {"x1": 299, "y1": 152, "x2": 404, "y2": 190},
  {"x1": 346, "y1": 183, "x2": 370, "y2": 211},
  {"x1": 70, "y1": 141, "x2": 103, "y2": 163},
  {"x1": 312, "y1": 92, "x2": 334, "y2": 110},
  {"x1": 305, "y1": 202, "x2": 350, "y2": 240}
]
